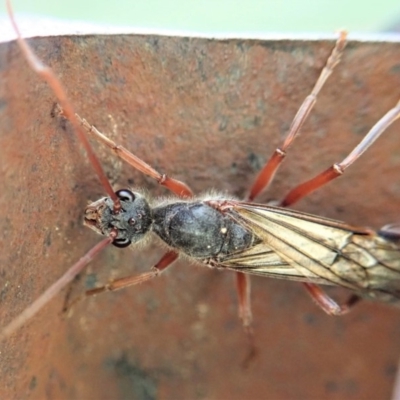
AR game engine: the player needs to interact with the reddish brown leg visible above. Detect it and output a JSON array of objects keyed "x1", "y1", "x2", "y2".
[
  {"x1": 292, "y1": 99, "x2": 400, "y2": 312},
  {"x1": 236, "y1": 272, "x2": 252, "y2": 327},
  {"x1": 284, "y1": 101, "x2": 400, "y2": 316},
  {"x1": 4, "y1": 2, "x2": 183, "y2": 341},
  {"x1": 236, "y1": 272, "x2": 258, "y2": 368},
  {"x1": 245, "y1": 30, "x2": 400, "y2": 315},
  {"x1": 248, "y1": 31, "x2": 347, "y2": 201},
  {"x1": 281, "y1": 99, "x2": 400, "y2": 207},
  {"x1": 245, "y1": 32, "x2": 350, "y2": 317},
  {"x1": 0, "y1": 236, "x2": 114, "y2": 342},
  {"x1": 74, "y1": 113, "x2": 193, "y2": 198},
  {"x1": 303, "y1": 283, "x2": 361, "y2": 316},
  {"x1": 1, "y1": 2, "x2": 125, "y2": 342},
  {"x1": 84, "y1": 250, "x2": 178, "y2": 297},
  {"x1": 6, "y1": 0, "x2": 121, "y2": 211}
]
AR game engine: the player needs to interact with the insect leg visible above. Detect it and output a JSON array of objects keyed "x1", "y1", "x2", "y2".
[
  {"x1": 236, "y1": 272, "x2": 252, "y2": 327},
  {"x1": 83, "y1": 250, "x2": 178, "y2": 298},
  {"x1": 303, "y1": 283, "x2": 361, "y2": 315},
  {"x1": 281, "y1": 99, "x2": 400, "y2": 207},
  {"x1": 5, "y1": 0, "x2": 121, "y2": 210},
  {"x1": 235, "y1": 272, "x2": 258, "y2": 367},
  {"x1": 247, "y1": 31, "x2": 347, "y2": 201},
  {"x1": 73, "y1": 112, "x2": 194, "y2": 198},
  {"x1": 237, "y1": 31, "x2": 347, "y2": 323},
  {"x1": 0, "y1": 236, "x2": 114, "y2": 342}
]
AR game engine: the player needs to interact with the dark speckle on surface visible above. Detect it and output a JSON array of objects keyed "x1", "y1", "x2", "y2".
[
  {"x1": 85, "y1": 273, "x2": 98, "y2": 289},
  {"x1": 29, "y1": 376, "x2": 37, "y2": 390},
  {"x1": 218, "y1": 115, "x2": 228, "y2": 131},
  {"x1": 390, "y1": 64, "x2": 400, "y2": 74},
  {"x1": 104, "y1": 355, "x2": 158, "y2": 400},
  {"x1": 44, "y1": 231, "x2": 52, "y2": 247},
  {"x1": 385, "y1": 362, "x2": 397, "y2": 377},
  {"x1": 303, "y1": 313, "x2": 317, "y2": 325},
  {"x1": 325, "y1": 379, "x2": 359, "y2": 395},
  {"x1": 247, "y1": 151, "x2": 264, "y2": 171},
  {"x1": 335, "y1": 206, "x2": 345, "y2": 214},
  {"x1": 325, "y1": 380, "x2": 338, "y2": 393},
  {"x1": 0, "y1": 98, "x2": 7, "y2": 111},
  {"x1": 146, "y1": 37, "x2": 159, "y2": 51},
  {"x1": 154, "y1": 135, "x2": 165, "y2": 150}
]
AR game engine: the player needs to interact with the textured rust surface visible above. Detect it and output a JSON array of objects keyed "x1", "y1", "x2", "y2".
[{"x1": 1, "y1": 33, "x2": 400, "y2": 399}]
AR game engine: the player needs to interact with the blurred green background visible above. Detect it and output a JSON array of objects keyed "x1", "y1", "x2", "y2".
[{"x1": 1, "y1": 0, "x2": 400, "y2": 33}]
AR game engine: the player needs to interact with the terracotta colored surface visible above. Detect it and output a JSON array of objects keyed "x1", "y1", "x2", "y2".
[{"x1": 1, "y1": 33, "x2": 400, "y2": 400}]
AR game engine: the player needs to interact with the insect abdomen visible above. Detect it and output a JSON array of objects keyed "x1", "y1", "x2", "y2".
[{"x1": 152, "y1": 202, "x2": 254, "y2": 259}]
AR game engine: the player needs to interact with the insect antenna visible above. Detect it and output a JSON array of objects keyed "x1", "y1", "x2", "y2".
[{"x1": 1, "y1": 0, "x2": 121, "y2": 342}]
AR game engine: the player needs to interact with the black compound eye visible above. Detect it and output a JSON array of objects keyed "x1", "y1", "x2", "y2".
[
  {"x1": 116, "y1": 189, "x2": 135, "y2": 202},
  {"x1": 112, "y1": 237, "x2": 132, "y2": 248}
]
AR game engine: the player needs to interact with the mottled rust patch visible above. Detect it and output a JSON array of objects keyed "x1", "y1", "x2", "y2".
[{"x1": 1, "y1": 32, "x2": 400, "y2": 399}]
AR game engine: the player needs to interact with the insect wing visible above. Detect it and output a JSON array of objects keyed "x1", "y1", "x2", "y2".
[
  {"x1": 218, "y1": 237, "x2": 330, "y2": 284},
  {"x1": 220, "y1": 202, "x2": 400, "y2": 296}
]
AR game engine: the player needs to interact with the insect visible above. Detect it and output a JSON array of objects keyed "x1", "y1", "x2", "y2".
[{"x1": 1, "y1": 0, "x2": 400, "y2": 344}]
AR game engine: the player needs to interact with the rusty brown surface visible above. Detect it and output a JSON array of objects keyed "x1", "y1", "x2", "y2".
[{"x1": 1, "y1": 32, "x2": 400, "y2": 400}]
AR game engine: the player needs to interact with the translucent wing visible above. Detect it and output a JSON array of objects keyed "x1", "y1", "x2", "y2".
[
  {"x1": 217, "y1": 201, "x2": 400, "y2": 302},
  {"x1": 217, "y1": 239, "x2": 331, "y2": 284}
]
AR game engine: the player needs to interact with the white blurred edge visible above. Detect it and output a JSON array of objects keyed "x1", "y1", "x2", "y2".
[{"x1": 1, "y1": 14, "x2": 400, "y2": 44}]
